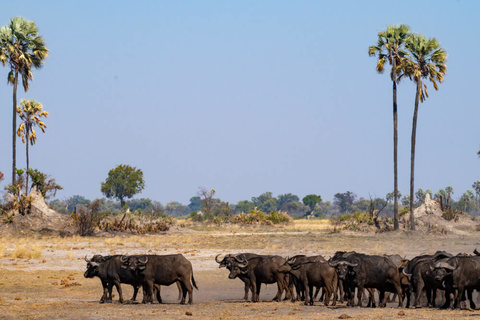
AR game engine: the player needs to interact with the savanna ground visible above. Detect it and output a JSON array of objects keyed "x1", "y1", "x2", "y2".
[{"x1": 1, "y1": 220, "x2": 480, "y2": 319}]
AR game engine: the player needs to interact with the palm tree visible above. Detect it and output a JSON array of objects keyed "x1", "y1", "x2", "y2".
[
  {"x1": 16, "y1": 99, "x2": 48, "y2": 194},
  {"x1": 368, "y1": 25, "x2": 410, "y2": 230},
  {"x1": 0, "y1": 17, "x2": 48, "y2": 185},
  {"x1": 404, "y1": 34, "x2": 447, "y2": 230}
]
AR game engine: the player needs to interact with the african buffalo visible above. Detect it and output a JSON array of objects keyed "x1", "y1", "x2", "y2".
[
  {"x1": 215, "y1": 253, "x2": 258, "y2": 301},
  {"x1": 278, "y1": 255, "x2": 337, "y2": 306},
  {"x1": 225, "y1": 254, "x2": 289, "y2": 302},
  {"x1": 124, "y1": 254, "x2": 197, "y2": 304},
  {"x1": 329, "y1": 251, "x2": 403, "y2": 307}
]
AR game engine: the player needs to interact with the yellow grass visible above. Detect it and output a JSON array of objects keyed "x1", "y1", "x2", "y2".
[
  {"x1": 285, "y1": 219, "x2": 331, "y2": 231},
  {"x1": 11, "y1": 244, "x2": 42, "y2": 259}
]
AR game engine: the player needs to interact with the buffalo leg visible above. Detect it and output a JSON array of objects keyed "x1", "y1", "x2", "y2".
[
  {"x1": 112, "y1": 280, "x2": 124, "y2": 303},
  {"x1": 467, "y1": 289, "x2": 475, "y2": 310}
]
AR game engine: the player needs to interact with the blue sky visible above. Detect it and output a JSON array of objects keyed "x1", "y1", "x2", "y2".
[{"x1": 0, "y1": 1, "x2": 478, "y2": 204}]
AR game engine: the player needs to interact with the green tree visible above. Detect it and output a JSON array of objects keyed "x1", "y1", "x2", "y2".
[
  {"x1": 404, "y1": 33, "x2": 447, "y2": 230},
  {"x1": 472, "y1": 180, "x2": 480, "y2": 210},
  {"x1": 302, "y1": 194, "x2": 322, "y2": 213},
  {"x1": 100, "y1": 164, "x2": 145, "y2": 208},
  {"x1": 277, "y1": 193, "x2": 300, "y2": 210},
  {"x1": 234, "y1": 200, "x2": 255, "y2": 214},
  {"x1": 65, "y1": 195, "x2": 91, "y2": 213},
  {"x1": 0, "y1": 17, "x2": 48, "y2": 184},
  {"x1": 252, "y1": 192, "x2": 277, "y2": 213},
  {"x1": 369, "y1": 24, "x2": 410, "y2": 230},
  {"x1": 16, "y1": 99, "x2": 48, "y2": 193},
  {"x1": 165, "y1": 201, "x2": 188, "y2": 217},
  {"x1": 334, "y1": 191, "x2": 356, "y2": 214},
  {"x1": 188, "y1": 196, "x2": 202, "y2": 212}
]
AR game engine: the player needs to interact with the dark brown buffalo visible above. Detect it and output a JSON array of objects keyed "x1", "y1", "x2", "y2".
[
  {"x1": 402, "y1": 251, "x2": 452, "y2": 308},
  {"x1": 329, "y1": 251, "x2": 403, "y2": 308},
  {"x1": 431, "y1": 255, "x2": 480, "y2": 309},
  {"x1": 215, "y1": 253, "x2": 259, "y2": 301},
  {"x1": 226, "y1": 254, "x2": 289, "y2": 302},
  {"x1": 84, "y1": 255, "x2": 149, "y2": 303},
  {"x1": 278, "y1": 255, "x2": 337, "y2": 306},
  {"x1": 124, "y1": 254, "x2": 197, "y2": 304}
]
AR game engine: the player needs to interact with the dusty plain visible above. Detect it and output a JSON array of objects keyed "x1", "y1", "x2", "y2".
[{"x1": 1, "y1": 220, "x2": 480, "y2": 319}]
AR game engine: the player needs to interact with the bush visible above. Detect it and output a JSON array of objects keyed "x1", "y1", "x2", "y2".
[
  {"x1": 72, "y1": 199, "x2": 102, "y2": 236},
  {"x1": 267, "y1": 211, "x2": 292, "y2": 224}
]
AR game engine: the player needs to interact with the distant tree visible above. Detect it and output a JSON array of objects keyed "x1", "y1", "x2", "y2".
[
  {"x1": 126, "y1": 198, "x2": 152, "y2": 211},
  {"x1": 369, "y1": 24, "x2": 410, "y2": 231},
  {"x1": 445, "y1": 186, "x2": 454, "y2": 206},
  {"x1": 302, "y1": 194, "x2": 322, "y2": 214},
  {"x1": 100, "y1": 164, "x2": 145, "y2": 208},
  {"x1": 0, "y1": 17, "x2": 48, "y2": 184},
  {"x1": 334, "y1": 191, "x2": 357, "y2": 214},
  {"x1": 234, "y1": 200, "x2": 255, "y2": 214},
  {"x1": 252, "y1": 192, "x2": 277, "y2": 213},
  {"x1": 472, "y1": 180, "x2": 480, "y2": 209},
  {"x1": 415, "y1": 188, "x2": 426, "y2": 204},
  {"x1": 16, "y1": 99, "x2": 48, "y2": 193},
  {"x1": 188, "y1": 196, "x2": 202, "y2": 212},
  {"x1": 197, "y1": 187, "x2": 217, "y2": 217},
  {"x1": 401, "y1": 195, "x2": 410, "y2": 207},
  {"x1": 65, "y1": 195, "x2": 91, "y2": 213},
  {"x1": 404, "y1": 33, "x2": 447, "y2": 230},
  {"x1": 151, "y1": 201, "x2": 165, "y2": 216},
  {"x1": 277, "y1": 193, "x2": 300, "y2": 209},
  {"x1": 386, "y1": 190, "x2": 402, "y2": 203},
  {"x1": 460, "y1": 190, "x2": 475, "y2": 212},
  {"x1": 165, "y1": 201, "x2": 188, "y2": 217},
  {"x1": 434, "y1": 189, "x2": 447, "y2": 207}
]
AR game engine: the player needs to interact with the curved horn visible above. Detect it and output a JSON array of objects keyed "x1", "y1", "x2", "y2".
[
  {"x1": 215, "y1": 254, "x2": 223, "y2": 264},
  {"x1": 435, "y1": 261, "x2": 457, "y2": 271},
  {"x1": 120, "y1": 255, "x2": 129, "y2": 263},
  {"x1": 85, "y1": 255, "x2": 91, "y2": 263},
  {"x1": 288, "y1": 257, "x2": 297, "y2": 265},
  {"x1": 328, "y1": 260, "x2": 340, "y2": 267},
  {"x1": 474, "y1": 248, "x2": 480, "y2": 256},
  {"x1": 343, "y1": 261, "x2": 358, "y2": 267},
  {"x1": 402, "y1": 268, "x2": 412, "y2": 277},
  {"x1": 234, "y1": 254, "x2": 247, "y2": 263},
  {"x1": 138, "y1": 256, "x2": 148, "y2": 264}
]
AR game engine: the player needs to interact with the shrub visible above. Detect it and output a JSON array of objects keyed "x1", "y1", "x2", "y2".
[
  {"x1": 72, "y1": 199, "x2": 102, "y2": 236},
  {"x1": 267, "y1": 211, "x2": 292, "y2": 224}
]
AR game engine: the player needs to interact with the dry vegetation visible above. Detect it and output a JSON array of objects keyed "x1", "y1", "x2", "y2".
[{"x1": 1, "y1": 220, "x2": 480, "y2": 319}]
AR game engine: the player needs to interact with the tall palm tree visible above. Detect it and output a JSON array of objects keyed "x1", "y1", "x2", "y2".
[
  {"x1": 0, "y1": 17, "x2": 48, "y2": 185},
  {"x1": 368, "y1": 24, "x2": 410, "y2": 230},
  {"x1": 16, "y1": 99, "x2": 48, "y2": 194},
  {"x1": 404, "y1": 34, "x2": 447, "y2": 230}
]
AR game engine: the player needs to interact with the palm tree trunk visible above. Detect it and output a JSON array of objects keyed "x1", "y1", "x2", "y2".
[
  {"x1": 12, "y1": 71, "x2": 18, "y2": 185},
  {"x1": 392, "y1": 71, "x2": 399, "y2": 230},
  {"x1": 26, "y1": 128, "x2": 30, "y2": 194},
  {"x1": 410, "y1": 80, "x2": 421, "y2": 230}
]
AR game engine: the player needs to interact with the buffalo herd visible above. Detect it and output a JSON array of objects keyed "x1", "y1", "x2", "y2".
[{"x1": 84, "y1": 249, "x2": 480, "y2": 309}]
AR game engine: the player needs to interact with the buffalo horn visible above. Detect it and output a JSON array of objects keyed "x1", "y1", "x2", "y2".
[
  {"x1": 234, "y1": 254, "x2": 247, "y2": 263},
  {"x1": 328, "y1": 260, "x2": 340, "y2": 267},
  {"x1": 402, "y1": 268, "x2": 412, "y2": 276},
  {"x1": 138, "y1": 256, "x2": 148, "y2": 264},
  {"x1": 343, "y1": 261, "x2": 358, "y2": 267},
  {"x1": 474, "y1": 248, "x2": 480, "y2": 256},
  {"x1": 84, "y1": 255, "x2": 91, "y2": 263},
  {"x1": 434, "y1": 261, "x2": 457, "y2": 271},
  {"x1": 120, "y1": 255, "x2": 129, "y2": 263},
  {"x1": 215, "y1": 254, "x2": 223, "y2": 264}
]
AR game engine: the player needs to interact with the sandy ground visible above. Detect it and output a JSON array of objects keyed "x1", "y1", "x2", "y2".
[{"x1": 2, "y1": 222, "x2": 480, "y2": 319}]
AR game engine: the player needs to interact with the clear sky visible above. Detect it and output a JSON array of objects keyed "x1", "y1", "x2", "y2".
[{"x1": 0, "y1": 0, "x2": 478, "y2": 205}]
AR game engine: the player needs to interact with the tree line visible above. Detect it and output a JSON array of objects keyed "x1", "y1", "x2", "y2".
[{"x1": 48, "y1": 164, "x2": 480, "y2": 220}]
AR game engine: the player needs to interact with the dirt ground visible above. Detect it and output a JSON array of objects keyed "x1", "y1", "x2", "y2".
[{"x1": 2, "y1": 220, "x2": 480, "y2": 319}]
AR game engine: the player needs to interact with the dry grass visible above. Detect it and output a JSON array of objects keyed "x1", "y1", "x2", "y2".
[{"x1": 11, "y1": 244, "x2": 42, "y2": 259}]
